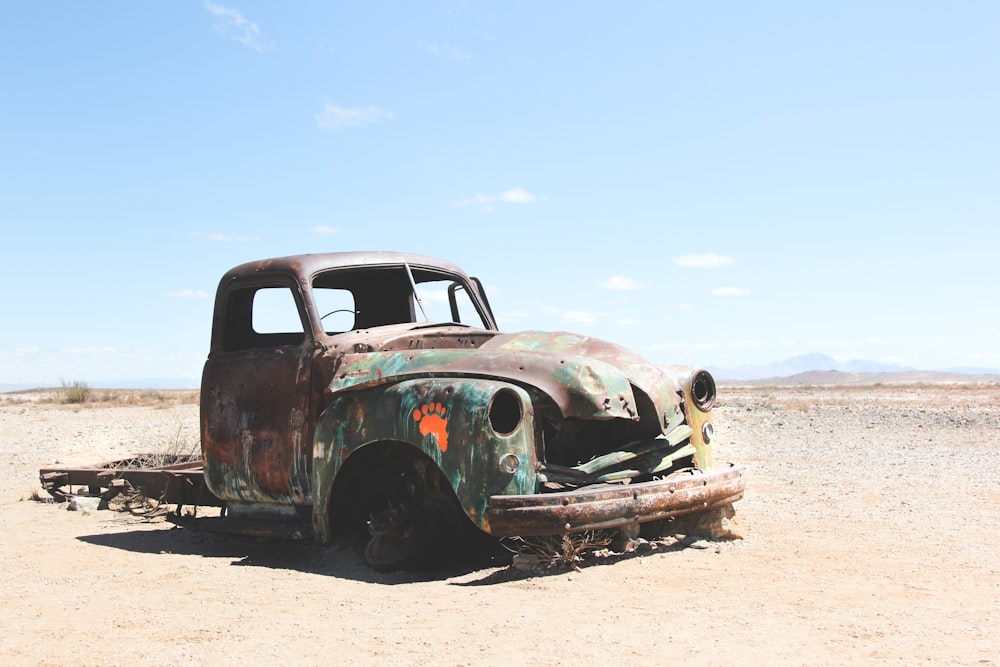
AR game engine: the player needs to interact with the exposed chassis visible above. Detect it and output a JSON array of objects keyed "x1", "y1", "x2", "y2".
[
  {"x1": 39, "y1": 459, "x2": 744, "y2": 543},
  {"x1": 486, "y1": 463, "x2": 745, "y2": 536},
  {"x1": 39, "y1": 458, "x2": 224, "y2": 509}
]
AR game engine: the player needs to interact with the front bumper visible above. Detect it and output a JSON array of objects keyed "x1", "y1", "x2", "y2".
[{"x1": 485, "y1": 463, "x2": 744, "y2": 537}]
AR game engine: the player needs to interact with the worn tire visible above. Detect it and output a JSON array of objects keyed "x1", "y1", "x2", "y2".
[{"x1": 364, "y1": 513, "x2": 438, "y2": 572}]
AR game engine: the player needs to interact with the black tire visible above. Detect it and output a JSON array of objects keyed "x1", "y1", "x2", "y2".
[{"x1": 364, "y1": 513, "x2": 438, "y2": 572}]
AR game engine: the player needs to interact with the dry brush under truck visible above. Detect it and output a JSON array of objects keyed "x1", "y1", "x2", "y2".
[{"x1": 40, "y1": 252, "x2": 745, "y2": 571}]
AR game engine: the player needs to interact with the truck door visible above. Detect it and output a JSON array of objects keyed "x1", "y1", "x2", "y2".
[{"x1": 201, "y1": 278, "x2": 315, "y2": 505}]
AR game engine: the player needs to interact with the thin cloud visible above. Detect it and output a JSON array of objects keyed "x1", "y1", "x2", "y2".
[
  {"x1": 711, "y1": 286, "x2": 750, "y2": 297},
  {"x1": 456, "y1": 187, "x2": 537, "y2": 208},
  {"x1": 539, "y1": 305, "x2": 603, "y2": 325},
  {"x1": 561, "y1": 310, "x2": 603, "y2": 325},
  {"x1": 807, "y1": 336, "x2": 885, "y2": 349},
  {"x1": 192, "y1": 231, "x2": 259, "y2": 242},
  {"x1": 678, "y1": 303, "x2": 696, "y2": 312},
  {"x1": 312, "y1": 225, "x2": 339, "y2": 235},
  {"x1": 965, "y1": 351, "x2": 1000, "y2": 362},
  {"x1": 615, "y1": 318, "x2": 640, "y2": 326},
  {"x1": 675, "y1": 253, "x2": 735, "y2": 269},
  {"x1": 416, "y1": 288, "x2": 449, "y2": 304},
  {"x1": 601, "y1": 275, "x2": 645, "y2": 291},
  {"x1": 316, "y1": 105, "x2": 393, "y2": 130},
  {"x1": 418, "y1": 41, "x2": 471, "y2": 62},
  {"x1": 0, "y1": 346, "x2": 206, "y2": 385},
  {"x1": 204, "y1": 2, "x2": 267, "y2": 51},
  {"x1": 649, "y1": 342, "x2": 719, "y2": 351},
  {"x1": 166, "y1": 289, "x2": 210, "y2": 299}
]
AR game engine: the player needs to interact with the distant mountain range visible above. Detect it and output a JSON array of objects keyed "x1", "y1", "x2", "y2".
[
  {"x1": 3, "y1": 354, "x2": 999, "y2": 393},
  {"x1": 0, "y1": 378, "x2": 200, "y2": 393},
  {"x1": 707, "y1": 353, "x2": 1000, "y2": 382}
]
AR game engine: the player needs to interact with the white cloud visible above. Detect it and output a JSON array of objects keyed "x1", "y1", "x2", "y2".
[
  {"x1": 418, "y1": 41, "x2": 471, "y2": 61},
  {"x1": 166, "y1": 289, "x2": 210, "y2": 299},
  {"x1": 675, "y1": 253, "x2": 735, "y2": 269},
  {"x1": 677, "y1": 303, "x2": 696, "y2": 312},
  {"x1": 204, "y1": 2, "x2": 267, "y2": 51},
  {"x1": 456, "y1": 187, "x2": 538, "y2": 207},
  {"x1": 649, "y1": 342, "x2": 719, "y2": 351},
  {"x1": 538, "y1": 305, "x2": 603, "y2": 325},
  {"x1": 615, "y1": 318, "x2": 640, "y2": 326},
  {"x1": 500, "y1": 188, "x2": 536, "y2": 203},
  {"x1": 806, "y1": 336, "x2": 889, "y2": 351},
  {"x1": 561, "y1": 310, "x2": 603, "y2": 325},
  {"x1": 601, "y1": 275, "x2": 645, "y2": 291},
  {"x1": 711, "y1": 286, "x2": 750, "y2": 297},
  {"x1": 192, "y1": 231, "x2": 259, "y2": 242},
  {"x1": 312, "y1": 225, "x2": 339, "y2": 235},
  {"x1": 316, "y1": 105, "x2": 393, "y2": 130},
  {"x1": 416, "y1": 288, "x2": 449, "y2": 304}
]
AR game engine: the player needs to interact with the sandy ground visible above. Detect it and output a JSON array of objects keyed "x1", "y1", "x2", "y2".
[{"x1": 0, "y1": 384, "x2": 997, "y2": 666}]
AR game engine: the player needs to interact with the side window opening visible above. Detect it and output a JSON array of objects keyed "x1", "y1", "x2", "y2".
[
  {"x1": 222, "y1": 285, "x2": 306, "y2": 352},
  {"x1": 252, "y1": 287, "x2": 305, "y2": 335}
]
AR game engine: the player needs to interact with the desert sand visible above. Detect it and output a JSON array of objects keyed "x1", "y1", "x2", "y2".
[{"x1": 0, "y1": 383, "x2": 997, "y2": 666}]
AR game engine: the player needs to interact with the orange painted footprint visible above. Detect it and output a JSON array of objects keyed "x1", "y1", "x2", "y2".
[{"x1": 412, "y1": 403, "x2": 449, "y2": 452}]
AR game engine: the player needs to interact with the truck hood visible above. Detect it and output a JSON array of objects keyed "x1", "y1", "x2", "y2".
[{"x1": 328, "y1": 329, "x2": 685, "y2": 425}]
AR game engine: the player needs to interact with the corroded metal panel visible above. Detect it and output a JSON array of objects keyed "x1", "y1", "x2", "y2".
[
  {"x1": 311, "y1": 378, "x2": 537, "y2": 541},
  {"x1": 329, "y1": 347, "x2": 640, "y2": 421},
  {"x1": 201, "y1": 343, "x2": 314, "y2": 504}
]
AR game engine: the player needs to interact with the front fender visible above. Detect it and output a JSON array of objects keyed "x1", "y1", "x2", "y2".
[{"x1": 311, "y1": 378, "x2": 537, "y2": 542}]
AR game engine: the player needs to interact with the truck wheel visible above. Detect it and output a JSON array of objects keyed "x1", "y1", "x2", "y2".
[{"x1": 364, "y1": 511, "x2": 438, "y2": 572}]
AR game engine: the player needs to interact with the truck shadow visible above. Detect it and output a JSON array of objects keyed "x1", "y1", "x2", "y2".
[
  {"x1": 76, "y1": 523, "x2": 704, "y2": 585},
  {"x1": 75, "y1": 524, "x2": 514, "y2": 584}
]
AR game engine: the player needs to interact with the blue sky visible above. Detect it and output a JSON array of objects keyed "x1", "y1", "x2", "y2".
[{"x1": 2, "y1": 1, "x2": 998, "y2": 387}]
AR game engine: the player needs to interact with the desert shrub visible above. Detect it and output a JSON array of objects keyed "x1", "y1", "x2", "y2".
[
  {"x1": 514, "y1": 530, "x2": 614, "y2": 571},
  {"x1": 59, "y1": 379, "x2": 92, "y2": 404}
]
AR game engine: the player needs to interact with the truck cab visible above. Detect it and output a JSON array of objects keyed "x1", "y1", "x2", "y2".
[{"x1": 200, "y1": 252, "x2": 744, "y2": 570}]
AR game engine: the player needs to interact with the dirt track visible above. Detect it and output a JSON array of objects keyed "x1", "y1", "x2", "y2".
[{"x1": 1, "y1": 384, "x2": 997, "y2": 665}]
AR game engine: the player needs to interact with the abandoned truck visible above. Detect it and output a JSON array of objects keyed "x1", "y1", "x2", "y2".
[{"x1": 41, "y1": 252, "x2": 744, "y2": 570}]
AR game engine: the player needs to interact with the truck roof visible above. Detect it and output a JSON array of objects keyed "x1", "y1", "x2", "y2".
[{"x1": 222, "y1": 251, "x2": 471, "y2": 282}]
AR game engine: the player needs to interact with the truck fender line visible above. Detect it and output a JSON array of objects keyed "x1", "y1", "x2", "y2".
[{"x1": 310, "y1": 378, "x2": 537, "y2": 543}]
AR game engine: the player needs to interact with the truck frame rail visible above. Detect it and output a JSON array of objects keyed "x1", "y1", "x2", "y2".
[{"x1": 39, "y1": 455, "x2": 224, "y2": 511}]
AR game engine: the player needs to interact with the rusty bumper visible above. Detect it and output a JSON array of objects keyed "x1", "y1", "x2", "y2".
[{"x1": 485, "y1": 463, "x2": 744, "y2": 537}]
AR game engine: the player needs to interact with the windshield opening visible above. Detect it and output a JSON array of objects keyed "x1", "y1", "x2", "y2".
[{"x1": 311, "y1": 266, "x2": 488, "y2": 333}]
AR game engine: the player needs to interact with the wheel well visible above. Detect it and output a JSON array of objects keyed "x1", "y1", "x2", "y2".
[{"x1": 327, "y1": 440, "x2": 463, "y2": 535}]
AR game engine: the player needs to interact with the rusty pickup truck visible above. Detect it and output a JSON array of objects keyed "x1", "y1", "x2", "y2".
[{"x1": 41, "y1": 252, "x2": 744, "y2": 570}]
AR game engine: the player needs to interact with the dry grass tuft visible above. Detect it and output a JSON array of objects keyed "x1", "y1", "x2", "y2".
[
  {"x1": 111, "y1": 425, "x2": 201, "y2": 470},
  {"x1": 23, "y1": 488, "x2": 48, "y2": 503},
  {"x1": 778, "y1": 398, "x2": 813, "y2": 412},
  {"x1": 514, "y1": 530, "x2": 614, "y2": 571}
]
